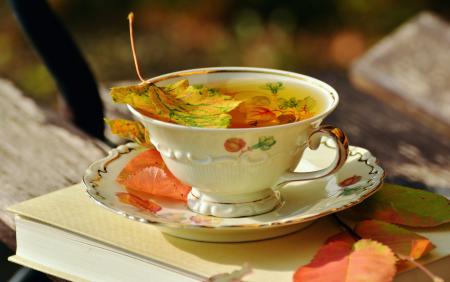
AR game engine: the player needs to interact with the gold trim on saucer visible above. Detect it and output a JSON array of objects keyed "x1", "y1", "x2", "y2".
[{"x1": 83, "y1": 141, "x2": 384, "y2": 230}]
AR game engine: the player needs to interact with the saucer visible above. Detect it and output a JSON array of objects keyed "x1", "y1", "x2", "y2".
[{"x1": 83, "y1": 138, "x2": 384, "y2": 242}]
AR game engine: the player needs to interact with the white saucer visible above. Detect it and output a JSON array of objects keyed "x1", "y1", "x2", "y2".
[{"x1": 83, "y1": 139, "x2": 384, "y2": 242}]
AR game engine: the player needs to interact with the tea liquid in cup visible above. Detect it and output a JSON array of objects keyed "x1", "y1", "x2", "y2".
[{"x1": 129, "y1": 67, "x2": 348, "y2": 218}]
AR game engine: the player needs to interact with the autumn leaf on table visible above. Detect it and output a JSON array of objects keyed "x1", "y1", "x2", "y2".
[
  {"x1": 354, "y1": 220, "x2": 435, "y2": 260},
  {"x1": 116, "y1": 149, "x2": 191, "y2": 202},
  {"x1": 324, "y1": 231, "x2": 356, "y2": 245},
  {"x1": 105, "y1": 118, "x2": 152, "y2": 147},
  {"x1": 347, "y1": 184, "x2": 450, "y2": 227},
  {"x1": 293, "y1": 238, "x2": 397, "y2": 282},
  {"x1": 110, "y1": 81, "x2": 241, "y2": 128}
]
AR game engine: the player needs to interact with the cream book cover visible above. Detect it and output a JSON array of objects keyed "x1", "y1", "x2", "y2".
[
  {"x1": 8, "y1": 184, "x2": 342, "y2": 281},
  {"x1": 7, "y1": 184, "x2": 450, "y2": 281}
]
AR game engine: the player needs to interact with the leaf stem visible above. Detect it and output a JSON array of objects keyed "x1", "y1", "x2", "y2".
[
  {"x1": 396, "y1": 254, "x2": 443, "y2": 282},
  {"x1": 332, "y1": 214, "x2": 361, "y2": 241},
  {"x1": 128, "y1": 12, "x2": 146, "y2": 83}
]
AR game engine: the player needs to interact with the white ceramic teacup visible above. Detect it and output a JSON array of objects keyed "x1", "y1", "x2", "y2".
[{"x1": 129, "y1": 67, "x2": 348, "y2": 218}]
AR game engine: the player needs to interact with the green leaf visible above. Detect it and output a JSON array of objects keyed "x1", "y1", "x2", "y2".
[
  {"x1": 110, "y1": 81, "x2": 241, "y2": 128},
  {"x1": 349, "y1": 184, "x2": 450, "y2": 227}
]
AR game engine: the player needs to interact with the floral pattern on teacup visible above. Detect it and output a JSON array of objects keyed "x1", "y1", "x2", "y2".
[{"x1": 224, "y1": 136, "x2": 276, "y2": 154}]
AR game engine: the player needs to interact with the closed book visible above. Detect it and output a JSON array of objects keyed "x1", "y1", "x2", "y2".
[{"x1": 8, "y1": 184, "x2": 450, "y2": 281}]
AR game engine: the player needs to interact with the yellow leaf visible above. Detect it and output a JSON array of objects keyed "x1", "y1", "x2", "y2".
[
  {"x1": 105, "y1": 118, "x2": 151, "y2": 147},
  {"x1": 110, "y1": 81, "x2": 241, "y2": 128}
]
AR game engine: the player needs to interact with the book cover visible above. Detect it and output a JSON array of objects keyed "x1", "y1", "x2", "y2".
[
  {"x1": 7, "y1": 184, "x2": 450, "y2": 281},
  {"x1": 7, "y1": 184, "x2": 342, "y2": 281}
]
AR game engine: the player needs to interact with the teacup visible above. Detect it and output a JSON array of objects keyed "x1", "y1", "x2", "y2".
[{"x1": 129, "y1": 67, "x2": 348, "y2": 218}]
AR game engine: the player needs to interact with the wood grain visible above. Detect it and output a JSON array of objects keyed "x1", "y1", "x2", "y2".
[
  {"x1": 320, "y1": 72, "x2": 450, "y2": 196},
  {"x1": 0, "y1": 79, "x2": 107, "y2": 232},
  {"x1": 351, "y1": 12, "x2": 450, "y2": 137}
]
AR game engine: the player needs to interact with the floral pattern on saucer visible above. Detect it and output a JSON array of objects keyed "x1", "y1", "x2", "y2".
[{"x1": 83, "y1": 138, "x2": 384, "y2": 232}]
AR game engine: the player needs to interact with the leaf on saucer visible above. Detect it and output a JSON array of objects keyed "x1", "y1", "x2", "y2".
[
  {"x1": 355, "y1": 220, "x2": 435, "y2": 260},
  {"x1": 349, "y1": 184, "x2": 450, "y2": 227},
  {"x1": 293, "y1": 239, "x2": 397, "y2": 282},
  {"x1": 110, "y1": 80, "x2": 241, "y2": 128},
  {"x1": 116, "y1": 149, "x2": 191, "y2": 201},
  {"x1": 116, "y1": 192, "x2": 161, "y2": 213},
  {"x1": 105, "y1": 118, "x2": 152, "y2": 147}
]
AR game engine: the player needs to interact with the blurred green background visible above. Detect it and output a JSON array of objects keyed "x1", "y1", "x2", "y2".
[{"x1": 0, "y1": 0, "x2": 449, "y2": 107}]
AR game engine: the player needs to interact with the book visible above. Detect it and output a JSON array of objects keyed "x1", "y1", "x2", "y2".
[{"x1": 8, "y1": 184, "x2": 450, "y2": 281}]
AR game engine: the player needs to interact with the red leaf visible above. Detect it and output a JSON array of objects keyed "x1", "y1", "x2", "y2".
[
  {"x1": 354, "y1": 220, "x2": 435, "y2": 260},
  {"x1": 293, "y1": 239, "x2": 397, "y2": 282},
  {"x1": 324, "y1": 232, "x2": 356, "y2": 245},
  {"x1": 116, "y1": 192, "x2": 161, "y2": 213},
  {"x1": 117, "y1": 149, "x2": 191, "y2": 201}
]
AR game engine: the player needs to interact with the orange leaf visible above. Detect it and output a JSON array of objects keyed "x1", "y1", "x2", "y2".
[
  {"x1": 354, "y1": 220, "x2": 435, "y2": 260},
  {"x1": 293, "y1": 239, "x2": 397, "y2": 282},
  {"x1": 116, "y1": 192, "x2": 161, "y2": 213},
  {"x1": 245, "y1": 106, "x2": 277, "y2": 125},
  {"x1": 117, "y1": 149, "x2": 191, "y2": 201}
]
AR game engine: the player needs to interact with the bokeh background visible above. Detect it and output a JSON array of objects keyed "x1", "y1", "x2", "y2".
[
  {"x1": 1, "y1": 0, "x2": 449, "y2": 108},
  {"x1": 1, "y1": 1, "x2": 450, "y2": 281}
]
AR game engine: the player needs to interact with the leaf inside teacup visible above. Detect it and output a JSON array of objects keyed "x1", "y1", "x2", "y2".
[
  {"x1": 119, "y1": 12, "x2": 321, "y2": 129},
  {"x1": 110, "y1": 80, "x2": 242, "y2": 128}
]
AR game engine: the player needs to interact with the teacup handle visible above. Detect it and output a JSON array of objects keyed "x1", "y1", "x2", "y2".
[{"x1": 274, "y1": 125, "x2": 349, "y2": 188}]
